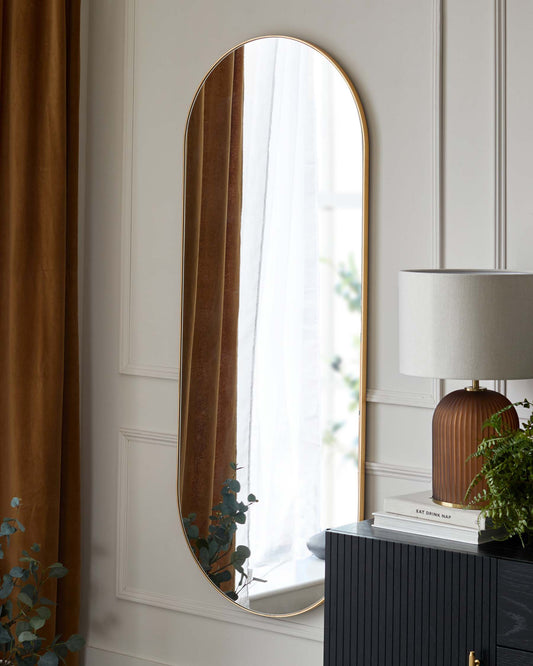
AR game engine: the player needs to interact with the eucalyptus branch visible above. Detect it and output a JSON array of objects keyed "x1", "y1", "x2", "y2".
[
  {"x1": 0, "y1": 498, "x2": 85, "y2": 665},
  {"x1": 183, "y1": 464, "x2": 261, "y2": 601}
]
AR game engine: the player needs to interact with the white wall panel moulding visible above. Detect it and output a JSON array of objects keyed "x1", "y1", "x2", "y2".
[
  {"x1": 86, "y1": 644, "x2": 176, "y2": 666},
  {"x1": 366, "y1": 385, "x2": 438, "y2": 409},
  {"x1": 432, "y1": 0, "x2": 443, "y2": 271},
  {"x1": 494, "y1": 0, "x2": 507, "y2": 271},
  {"x1": 116, "y1": 585, "x2": 323, "y2": 643},
  {"x1": 116, "y1": 428, "x2": 322, "y2": 643},
  {"x1": 365, "y1": 461, "x2": 432, "y2": 484},
  {"x1": 119, "y1": 1, "x2": 179, "y2": 381},
  {"x1": 369, "y1": 0, "x2": 442, "y2": 407}
]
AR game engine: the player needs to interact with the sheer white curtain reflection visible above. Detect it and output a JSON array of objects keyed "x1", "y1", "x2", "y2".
[{"x1": 236, "y1": 39, "x2": 322, "y2": 576}]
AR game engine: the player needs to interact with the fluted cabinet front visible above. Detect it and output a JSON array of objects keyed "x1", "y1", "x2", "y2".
[{"x1": 324, "y1": 531, "x2": 497, "y2": 666}]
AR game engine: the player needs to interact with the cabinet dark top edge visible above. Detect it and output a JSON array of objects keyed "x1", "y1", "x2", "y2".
[{"x1": 328, "y1": 519, "x2": 533, "y2": 563}]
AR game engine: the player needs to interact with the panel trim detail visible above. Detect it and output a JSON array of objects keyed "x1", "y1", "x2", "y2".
[
  {"x1": 365, "y1": 461, "x2": 432, "y2": 484},
  {"x1": 366, "y1": 388, "x2": 437, "y2": 409},
  {"x1": 494, "y1": 0, "x2": 507, "y2": 271},
  {"x1": 368, "y1": 0, "x2": 443, "y2": 410},
  {"x1": 119, "y1": 1, "x2": 179, "y2": 380},
  {"x1": 116, "y1": 427, "x2": 322, "y2": 642},
  {"x1": 494, "y1": 0, "x2": 507, "y2": 398},
  {"x1": 86, "y1": 644, "x2": 176, "y2": 666}
]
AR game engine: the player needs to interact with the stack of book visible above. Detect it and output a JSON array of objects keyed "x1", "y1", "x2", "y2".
[{"x1": 372, "y1": 489, "x2": 502, "y2": 544}]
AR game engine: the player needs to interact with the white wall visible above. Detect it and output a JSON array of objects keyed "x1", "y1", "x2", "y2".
[{"x1": 80, "y1": 1, "x2": 533, "y2": 664}]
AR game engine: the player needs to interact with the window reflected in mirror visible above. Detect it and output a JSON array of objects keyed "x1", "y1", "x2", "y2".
[{"x1": 179, "y1": 36, "x2": 367, "y2": 617}]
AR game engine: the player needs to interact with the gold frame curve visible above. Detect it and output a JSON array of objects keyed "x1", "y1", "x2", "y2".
[{"x1": 177, "y1": 34, "x2": 369, "y2": 619}]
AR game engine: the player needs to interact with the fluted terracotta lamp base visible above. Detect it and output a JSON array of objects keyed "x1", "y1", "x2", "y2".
[{"x1": 432, "y1": 383, "x2": 519, "y2": 507}]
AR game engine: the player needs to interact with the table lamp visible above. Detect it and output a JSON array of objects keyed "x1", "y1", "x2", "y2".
[{"x1": 399, "y1": 269, "x2": 533, "y2": 507}]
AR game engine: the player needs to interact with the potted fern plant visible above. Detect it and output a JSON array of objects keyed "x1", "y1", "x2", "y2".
[
  {"x1": 466, "y1": 399, "x2": 533, "y2": 545},
  {"x1": 0, "y1": 498, "x2": 85, "y2": 665}
]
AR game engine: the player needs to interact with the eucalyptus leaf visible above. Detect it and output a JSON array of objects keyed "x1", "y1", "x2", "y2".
[
  {"x1": 9, "y1": 567, "x2": 25, "y2": 579},
  {"x1": 210, "y1": 570, "x2": 231, "y2": 584},
  {"x1": 30, "y1": 617, "x2": 46, "y2": 631},
  {"x1": 47, "y1": 565, "x2": 68, "y2": 579},
  {"x1": 18, "y1": 631, "x2": 38, "y2": 642},
  {"x1": 17, "y1": 656, "x2": 37, "y2": 666},
  {"x1": 16, "y1": 621, "x2": 31, "y2": 637},
  {"x1": 227, "y1": 479, "x2": 240, "y2": 493},
  {"x1": 35, "y1": 607, "x2": 51, "y2": 621},
  {"x1": 0, "y1": 523, "x2": 16, "y2": 537},
  {"x1": 0, "y1": 623, "x2": 12, "y2": 644},
  {"x1": 198, "y1": 547, "x2": 210, "y2": 570},
  {"x1": 10, "y1": 498, "x2": 21, "y2": 509},
  {"x1": 38, "y1": 653, "x2": 58, "y2": 666},
  {"x1": 19, "y1": 583, "x2": 37, "y2": 606},
  {"x1": 53, "y1": 644, "x2": 68, "y2": 659},
  {"x1": 221, "y1": 494, "x2": 238, "y2": 514},
  {"x1": 18, "y1": 591, "x2": 34, "y2": 607},
  {"x1": 213, "y1": 527, "x2": 227, "y2": 543},
  {"x1": 0, "y1": 575, "x2": 14, "y2": 599},
  {"x1": 38, "y1": 597, "x2": 55, "y2": 607},
  {"x1": 208, "y1": 539, "x2": 219, "y2": 559},
  {"x1": 186, "y1": 524, "x2": 199, "y2": 540},
  {"x1": 65, "y1": 634, "x2": 85, "y2": 652}
]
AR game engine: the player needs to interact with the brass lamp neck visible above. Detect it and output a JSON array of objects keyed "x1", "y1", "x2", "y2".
[{"x1": 465, "y1": 379, "x2": 487, "y2": 392}]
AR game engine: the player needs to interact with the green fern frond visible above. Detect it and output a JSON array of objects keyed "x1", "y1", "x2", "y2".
[{"x1": 465, "y1": 399, "x2": 533, "y2": 546}]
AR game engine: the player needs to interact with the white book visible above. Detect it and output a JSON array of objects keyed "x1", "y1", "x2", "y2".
[
  {"x1": 383, "y1": 489, "x2": 487, "y2": 530},
  {"x1": 372, "y1": 512, "x2": 502, "y2": 544}
]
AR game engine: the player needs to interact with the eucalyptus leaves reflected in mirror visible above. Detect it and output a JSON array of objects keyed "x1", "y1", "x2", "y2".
[{"x1": 178, "y1": 36, "x2": 368, "y2": 617}]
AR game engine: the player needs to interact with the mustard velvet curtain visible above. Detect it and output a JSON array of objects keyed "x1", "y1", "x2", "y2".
[
  {"x1": 0, "y1": 0, "x2": 81, "y2": 656},
  {"x1": 180, "y1": 48, "x2": 244, "y2": 541}
]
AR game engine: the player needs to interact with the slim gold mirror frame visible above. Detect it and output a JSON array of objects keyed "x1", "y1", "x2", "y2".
[{"x1": 177, "y1": 34, "x2": 369, "y2": 618}]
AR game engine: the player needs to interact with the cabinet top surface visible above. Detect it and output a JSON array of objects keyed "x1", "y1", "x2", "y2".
[{"x1": 329, "y1": 520, "x2": 533, "y2": 563}]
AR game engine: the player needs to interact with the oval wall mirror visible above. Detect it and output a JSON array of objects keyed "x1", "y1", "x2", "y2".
[{"x1": 178, "y1": 35, "x2": 368, "y2": 617}]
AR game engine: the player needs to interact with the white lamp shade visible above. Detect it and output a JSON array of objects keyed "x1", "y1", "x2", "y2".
[{"x1": 399, "y1": 269, "x2": 533, "y2": 380}]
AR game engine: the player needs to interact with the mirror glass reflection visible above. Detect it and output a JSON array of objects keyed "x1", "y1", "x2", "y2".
[{"x1": 179, "y1": 36, "x2": 366, "y2": 616}]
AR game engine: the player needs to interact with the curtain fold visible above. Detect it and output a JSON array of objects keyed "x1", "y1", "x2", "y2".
[
  {"x1": 179, "y1": 49, "x2": 244, "y2": 543},
  {"x1": 0, "y1": 0, "x2": 81, "y2": 657}
]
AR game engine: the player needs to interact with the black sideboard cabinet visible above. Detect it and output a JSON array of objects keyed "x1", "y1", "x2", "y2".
[{"x1": 324, "y1": 521, "x2": 533, "y2": 666}]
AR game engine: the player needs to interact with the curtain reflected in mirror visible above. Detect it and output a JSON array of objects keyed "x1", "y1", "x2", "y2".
[{"x1": 179, "y1": 36, "x2": 368, "y2": 617}]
